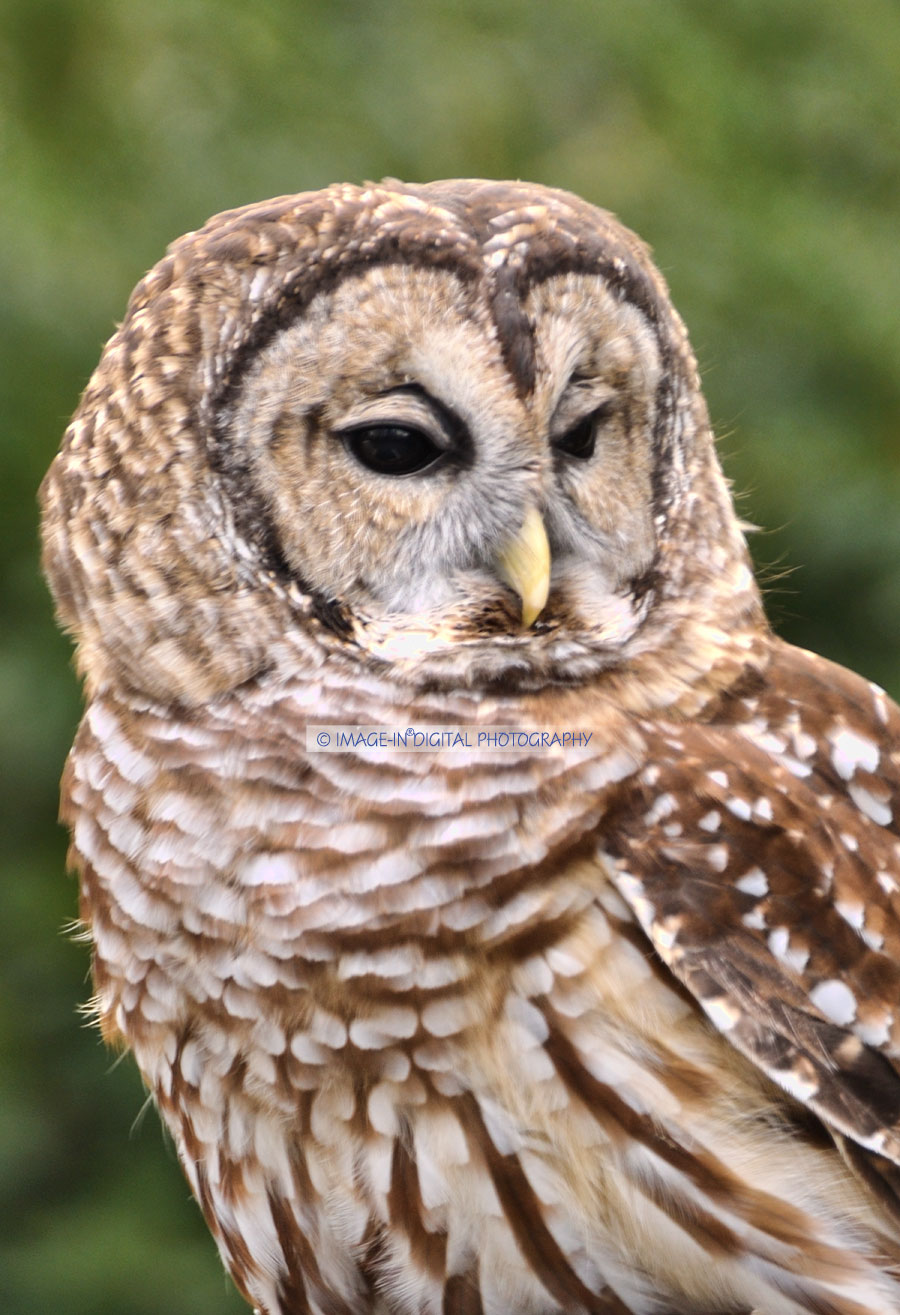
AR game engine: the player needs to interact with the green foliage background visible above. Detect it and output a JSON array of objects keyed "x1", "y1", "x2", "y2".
[{"x1": 2, "y1": 2, "x2": 899, "y2": 1311}]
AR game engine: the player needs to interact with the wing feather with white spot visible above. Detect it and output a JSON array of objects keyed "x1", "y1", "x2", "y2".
[{"x1": 604, "y1": 640, "x2": 900, "y2": 1169}]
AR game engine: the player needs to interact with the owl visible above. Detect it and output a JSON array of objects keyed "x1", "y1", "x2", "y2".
[{"x1": 40, "y1": 179, "x2": 900, "y2": 1315}]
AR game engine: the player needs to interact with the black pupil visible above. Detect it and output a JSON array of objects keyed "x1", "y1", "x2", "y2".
[
  {"x1": 345, "y1": 425, "x2": 442, "y2": 476},
  {"x1": 555, "y1": 414, "x2": 597, "y2": 459}
]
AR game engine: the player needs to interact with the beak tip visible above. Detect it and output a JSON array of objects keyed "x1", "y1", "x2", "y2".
[
  {"x1": 520, "y1": 588, "x2": 550, "y2": 630},
  {"x1": 495, "y1": 507, "x2": 552, "y2": 630}
]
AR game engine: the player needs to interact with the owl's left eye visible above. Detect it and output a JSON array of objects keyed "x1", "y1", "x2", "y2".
[
  {"x1": 555, "y1": 415, "x2": 597, "y2": 460},
  {"x1": 553, "y1": 401, "x2": 615, "y2": 461},
  {"x1": 343, "y1": 424, "x2": 444, "y2": 476}
]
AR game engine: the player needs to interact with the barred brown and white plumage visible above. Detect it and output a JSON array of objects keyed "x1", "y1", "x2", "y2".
[{"x1": 40, "y1": 179, "x2": 900, "y2": 1313}]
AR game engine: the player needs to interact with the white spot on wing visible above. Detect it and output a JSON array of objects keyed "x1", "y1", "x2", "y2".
[
  {"x1": 753, "y1": 797, "x2": 774, "y2": 822},
  {"x1": 703, "y1": 997, "x2": 740, "y2": 1032},
  {"x1": 793, "y1": 731, "x2": 817, "y2": 759},
  {"x1": 877, "y1": 870, "x2": 899, "y2": 895},
  {"x1": 768, "y1": 926, "x2": 809, "y2": 974},
  {"x1": 834, "y1": 900, "x2": 865, "y2": 932},
  {"x1": 829, "y1": 727, "x2": 880, "y2": 780},
  {"x1": 774, "y1": 1065, "x2": 819, "y2": 1102},
  {"x1": 643, "y1": 792, "x2": 677, "y2": 826},
  {"x1": 871, "y1": 683, "x2": 890, "y2": 726},
  {"x1": 741, "y1": 908, "x2": 766, "y2": 930},
  {"x1": 809, "y1": 978, "x2": 857, "y2": 1025},
  {"x1": 705, "y1": 845, "x2": 729, "y2": 872},
  {"x1": 855, "y1": 1016, "x2": 891, "y2": 1047},
  {"x1": 848, "y1": 782, "x2": 892, "y2": 827},
  {"x1": 861, "y1": 925, "x2": 885, "y2": 952},
  {"x1": 736, "y1": 868, "x2": 768, "y2": 897}
]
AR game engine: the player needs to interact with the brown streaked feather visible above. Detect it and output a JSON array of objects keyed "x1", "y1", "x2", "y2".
[
  {"x1": 458, "y1": 1092, "x2": 636, "y2": 1314},
  {"x1": 388, "y1": 1136, "x2": 448, "y2": 1278},
  {"x1": 441, "y1": 1271, "x2": 484, "y2": 1315}
]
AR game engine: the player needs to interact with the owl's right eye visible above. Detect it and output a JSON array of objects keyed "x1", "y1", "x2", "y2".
[{"x1": 343, "y1": 424, "x2": 444, "y2": 476}]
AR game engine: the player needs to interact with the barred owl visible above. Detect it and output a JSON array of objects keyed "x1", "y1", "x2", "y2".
[{"x1": 40, "y1": 180, "x2": 900, "y2": 1315}]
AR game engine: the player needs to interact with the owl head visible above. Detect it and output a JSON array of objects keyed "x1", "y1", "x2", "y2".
[{"x1": 41, "y1": 180, "x2": 759, "y2": 705}]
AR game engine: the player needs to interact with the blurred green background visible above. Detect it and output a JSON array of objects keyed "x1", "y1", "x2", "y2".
[{"x1": 2, "y1": 1, "x2": 899, "y2": 1311}]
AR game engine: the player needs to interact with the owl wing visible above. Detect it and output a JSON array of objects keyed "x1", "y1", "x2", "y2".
[{"x1": 604, "y1": 639, "x2": 900, "y2": 1179}]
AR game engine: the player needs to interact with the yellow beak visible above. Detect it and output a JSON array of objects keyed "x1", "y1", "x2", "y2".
[{"x1": 495, "y1": 506, "x2": 551, "y2": 628}]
